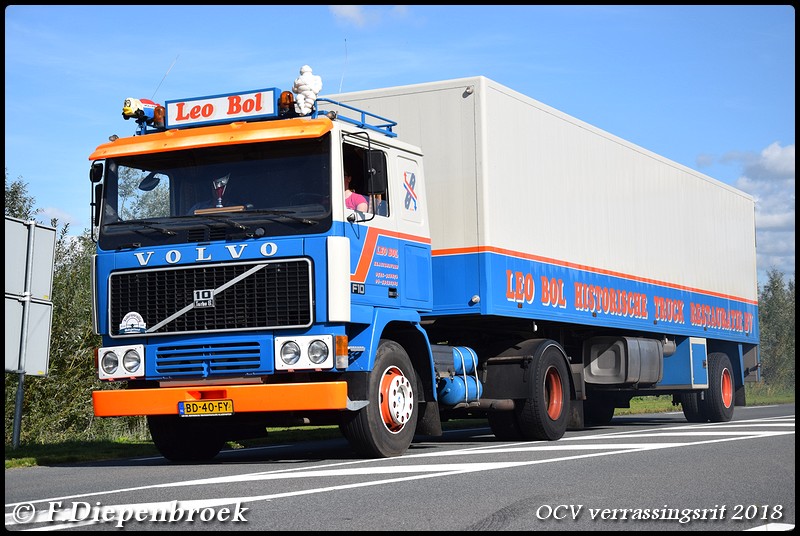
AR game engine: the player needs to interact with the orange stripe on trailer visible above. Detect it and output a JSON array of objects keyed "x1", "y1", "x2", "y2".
[
  {"x1": 89, "y1": 118, "x2": 334, "y2": 160},
  {"x1": 92, "y1": 381, "x2": 349, "y2": 417}
]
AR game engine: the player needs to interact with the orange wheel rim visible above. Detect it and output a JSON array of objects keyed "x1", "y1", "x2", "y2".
[
  {"x1": 379, "y1": 366, "x2": 414, "y2": 433},
  {"x1": 720, "y1": 367, "x2": 733, "y2": 409},
  {"x1": 544, "y1": 366, "x2": 564, "y2": 420}
]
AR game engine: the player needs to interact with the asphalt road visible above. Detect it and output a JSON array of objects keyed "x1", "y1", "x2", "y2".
[{"x1": 5, "y1": 403, "x2": 795, "y2": 532}]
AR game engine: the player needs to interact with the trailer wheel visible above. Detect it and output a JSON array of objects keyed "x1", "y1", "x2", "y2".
[
  {"x1": 340, "y1": 340, "x2": 418, "y2": 458},
  {"x1": 516, "y1": 344, "x2": 570, "y2": 440},
  {"x1": 680, "y1": 392, "x2": 708, "y2": 423},
  {"x1": 147, "y1": 415, "x2": 225, "y2": 462},
  {"x1": 705, "y1": 353, "x2": 735, "y2": 422}
]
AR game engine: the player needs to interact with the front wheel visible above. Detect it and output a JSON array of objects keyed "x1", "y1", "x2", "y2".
[{"x1": 340, "y1": 340, "x2": 418, "y2": 458}]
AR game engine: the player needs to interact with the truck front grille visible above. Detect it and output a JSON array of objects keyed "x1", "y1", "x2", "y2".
[
  {"x1": 153, "y1": 341, "x2": 264, "y2": 377},
  {"x1": 109, "y1": 258, "x2": 313, "y2": 337}
]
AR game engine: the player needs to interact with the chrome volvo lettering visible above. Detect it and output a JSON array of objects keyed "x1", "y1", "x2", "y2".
[
  {"x1": 225, "y1": 244, "x2": 247, "y2": 258},
  {"x1": 131, "y1": 243, "x2": 278, "y2": 266},
  {"x1": 196, "y1": 247, "x2": 212, "y2": 261},
  {"x1": 260, "y1": 242, "x2": 278, "y2": 257},
  {"x1": 134, "y1": 251, "x2": 154, "y2": 266}
]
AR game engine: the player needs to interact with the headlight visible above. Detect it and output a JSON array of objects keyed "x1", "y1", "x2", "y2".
[
  {"x1": 122, "y1": 349, "x2": 141, "y2": 373},
  {"x1": 308, "y1": 340, "x2": 329, "y2": 364},
  {"x1": 98, "y1": 344, "x2": 145, "y2": 380},
  {"x1": 101, "y1": 351, "x2": 119, "y2": 374},
  {"x1": 280, "y1": 341, "x2": 302, "y2": 365},
  {"x1": 274, "y1": 335, "x2": 334, "y2": 370}
]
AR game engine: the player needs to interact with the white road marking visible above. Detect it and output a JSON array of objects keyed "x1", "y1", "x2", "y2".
[
  {"x1": 745, "y1": 523, "x2": 795, "y2": 531},
  {"x1": 5, "y1": 414, "x2": 794, "y2": 530}
]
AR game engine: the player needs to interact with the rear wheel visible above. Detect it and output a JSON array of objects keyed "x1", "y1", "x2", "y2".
[
  {"x1": 516, "y1": 343, "x2": 570, "y2": 440},
  {"x1": 147, "y1": 415, "x2": 225, "y2": 462},
  {"x1": 705, "y1": 353, "x2": 735, "y2": 422},
  {"x1": 680, "y1": 352, "x2": 735, "y2": 423},
  {"x1": 680, "y1": 392, "x2": 708, "y2": 423},
  {"x1": 341, "y1": 340, "x2": 418, "y2": 458}
]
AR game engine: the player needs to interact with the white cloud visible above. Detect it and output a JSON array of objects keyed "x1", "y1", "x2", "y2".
[
  {"x1": 329, "y1": 5, "x2": 369, "y2": 27},
  {"x1": 40, "y1": 206, "x2": 83, "y2": 230},
  {"x1": 328, "y1": 5, "x2": 409, "y2": 28},
  {"x1": 728, "y1": 142, "x2": 795, "y2": 284}
]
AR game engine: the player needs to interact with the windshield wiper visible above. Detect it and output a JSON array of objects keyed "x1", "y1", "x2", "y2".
[
  {"x1": 105, "y1": 220, "x2": 177, "y2": 235},
  {"x1": 115, "y1": 242, "x2": 142, "y2": 251},
  {"x1": 244, "y1": 209, "x2": 319, "y2": 225},
  {"x1": 194, "y1": 213, "x2": 248, "y2": 230}
]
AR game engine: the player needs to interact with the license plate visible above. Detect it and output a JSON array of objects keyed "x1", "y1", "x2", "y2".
[{"x1": 178, "y1": 399, "x2": 233, "y2": 417}]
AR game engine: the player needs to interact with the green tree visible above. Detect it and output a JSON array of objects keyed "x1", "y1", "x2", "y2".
[
  {"x1": 758, "y1": 268, "x2": 795, "y2": 389},
  {"x1": 5, "y1": 174, "x2": 147, "y2": 445},
  {"x1": 5, "y1": 169, "x2": 39, "y2": 220},
  {"x1": 118, "y1": 167, "x2": 170, "y2": 220}
]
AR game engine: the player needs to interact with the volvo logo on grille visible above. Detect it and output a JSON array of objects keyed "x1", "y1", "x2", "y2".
[{"x1": 194, "y1": 289, "x2": 215, "y2": 308}]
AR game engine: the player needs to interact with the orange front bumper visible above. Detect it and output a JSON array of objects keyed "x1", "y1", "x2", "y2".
[{"x1": 93, "y1": 382, "x2": 349, "y2": 417}]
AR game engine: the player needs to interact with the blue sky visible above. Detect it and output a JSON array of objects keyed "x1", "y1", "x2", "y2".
[{"x1": 5, "y1": 5, "x2": 795, "y2": 286}]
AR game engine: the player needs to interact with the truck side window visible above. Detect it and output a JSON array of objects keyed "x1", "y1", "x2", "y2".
[{"x1": 343, "y1": 145, "x2": 390, "y2": 217}]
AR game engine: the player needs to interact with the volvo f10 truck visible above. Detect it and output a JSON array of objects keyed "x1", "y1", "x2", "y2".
[{"x1": 89, "y1": 69, "x2": 760, "y2": 461}]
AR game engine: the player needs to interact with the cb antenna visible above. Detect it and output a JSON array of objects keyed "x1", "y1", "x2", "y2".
[
  {"x1": 339, "y1": 39, "x2": 348, "y2": 93},
  {"x1": 152, "y1": 54, "x2": 180, "y2": 100}
]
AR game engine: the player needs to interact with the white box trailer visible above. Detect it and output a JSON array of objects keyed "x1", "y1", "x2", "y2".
[{"x1": 330, "y1": 76, "x2": 758, "y2": 307}]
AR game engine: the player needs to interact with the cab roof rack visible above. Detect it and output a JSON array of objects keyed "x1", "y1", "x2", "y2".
[{"x1": 312, "y1": 98, "x2": 397, "y2": 138}]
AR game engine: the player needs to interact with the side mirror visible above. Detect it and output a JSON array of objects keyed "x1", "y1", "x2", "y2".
[
  {"x1": 90, "y1": 162, "x2": 104, "y2": 183},
  {"x1": 92, "y1": 183, "x2": 104, "y2": 227},
  {"x1": 365, "y1": 150, "x2": 387, "y2": 194}
]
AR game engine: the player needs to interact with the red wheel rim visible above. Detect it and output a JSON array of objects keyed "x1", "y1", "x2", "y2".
[
  {"x1": 379, "y1": 366, "x2": 414, "y2": 433},
  {"x1": 720, "y1": 367, "x2": 733, "y2": 409},
  {"x1": 544, "y1": 366, "x2": 564, "y2": 420}
]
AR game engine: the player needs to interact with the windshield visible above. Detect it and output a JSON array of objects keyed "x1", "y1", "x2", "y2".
[{"x1": 97, "y1": 136, "x2": 332, "y2": 250}]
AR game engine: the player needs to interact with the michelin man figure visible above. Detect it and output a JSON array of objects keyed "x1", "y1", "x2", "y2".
[{"x1": 292, "y1": 65, "x2": 323, "y2": 116}]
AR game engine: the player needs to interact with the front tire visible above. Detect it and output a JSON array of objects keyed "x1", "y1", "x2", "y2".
[{"x1": 341, "y1": 340, "x2": 418, "y2": 458}]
